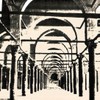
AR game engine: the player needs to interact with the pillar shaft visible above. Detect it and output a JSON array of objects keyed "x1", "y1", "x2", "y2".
[
  {"x1": 10, "y1": 45, "x2": 18, "y2": 100},
  {"x1": 70, "y1": 67, "x2": 72, "y2": 92},
  {"x1": 22, "y1": 54, "x2": 28, "y2": 96},
  {"x1": 96, "y1": 70, "x2": 99, "y2": 92},
  {"x1": 40, "y1": 71, "x2": 43, "y2": 90},
  {"x1": 44, "y1": 74, "x2": 46, "y2": 89},
  {"x1": 65, "y1": 77, "x2": 66, "y2": 90},
  {"x1": 79, "y1": 55, "x2": 83, "y2": 96},
  {"x1": 37, "y1": 69, "x2": 40, "y2": 91},
  {"x1": 88, "y1": 41, "x2": 96, "y2": 100},
  {"x1": 30, "y1": 61, "x2": 34, "y2": 94},
  {"x1": 34, "y1": 66, "x2": 37, "y2": 92},
  {"x1": 42, "y1": 72, "x2": 44, "y2": 89},
  {"x1": 44, "y1": 74, "x2": 47, "y2": 89},
  {"x1": 0, "y1": 65, "x2": 2, "y2": 91},
  {"x1": 73, "y1": 63, "x2": 77, "y2": 94},
  {"x1": 85, "y1": 74, "x2": 87, "y2": 90},
  {"x1": 67, "y1": 71, "x2": 69, "y2": 91}
]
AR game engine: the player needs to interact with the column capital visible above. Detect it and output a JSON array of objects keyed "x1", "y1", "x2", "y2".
[
  {"x1": 11, "y1": 45, "x2": 18, "y2": 54},
  {"x1": 66, "y1": 70, "x2": 69, "y2": 73},
  {"x1": 77, "y1": 54, "x2": 84, "y2": 59},
  {"x1": 0, "y1": 64, "x2": 2, "y2": 68},
  {"x1": 86, "y1": 40, "x2": 97, "y2": 49},
  {"x1": 73, "y1": 62, "x2": 77, "y2": 65},
  {"x1": 28, "y1": 59, "x2": 35, "y2": 66},
  {"x1": 22, "y1": 53, "x2": 28, "y2": 60}
]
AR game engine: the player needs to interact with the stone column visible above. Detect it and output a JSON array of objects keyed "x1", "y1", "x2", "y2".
[
  {"x1": 44, "y1": 74, "x2": 45, "y2": 89},
  {"x1": 34, "y1": 66, "x2": 37, "y2": 92},
  {"x1": 10, "y1": 45, "x2": 18, "y2": 100},
  {"x1": 70, "y1": 67, "x2": 73, "y2": 92},
  {"x1": 96, "y1": 70, "x2": 99, "y2": 92},
  {"x1": 40, "y1": 71, "x2": 43, "y2": 90},
  {"x1": 85, "y1": 73, "x2": 87, "y2": 90},
  {"x1": 44, "y1": 74, "x2": 47, "y2": 89},
  {"x1": 78, "y1": 54, "x2": 83, "y2": 96},
  {"x1": 65, "y1": 72, "x2": 67, "y2": 90},
  {"x1": 73, "y1": 63, "x2": 77, "y2": 94},
  {"x1": 42, "y1": 72, "x2": 44, "y2": 89},
  {"x1": 0, "y1": 64, "x2": 2, "y2": 91},
  {"x1": 22, "y1": 54, "x2": 28, "y2": 96},
  {"x1": 37, "y1": 69, "x2": 40, "y2": 91},
  {"x1": 67, "y1": 71, "x2": 69, "y2": 91},
  {"x1": 88, "y1": 40, "x2": 96, "y2": 100},
  {"x1": 30, "y1": 60, "x2": 34, "y2": 94}
]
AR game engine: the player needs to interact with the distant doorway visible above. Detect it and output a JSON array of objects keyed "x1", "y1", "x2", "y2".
[{"x1": 51, "y1": 73, "x2": 58, "y2": 81}]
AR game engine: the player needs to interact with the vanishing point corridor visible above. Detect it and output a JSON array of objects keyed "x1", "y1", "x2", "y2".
[{"x1": 1, "y1": 0, "x2": 100, "y2": 100}]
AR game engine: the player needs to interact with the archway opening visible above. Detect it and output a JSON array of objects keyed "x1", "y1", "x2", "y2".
[{"x1": 51, "y1": 72, "x2": 58, "y2": 81}]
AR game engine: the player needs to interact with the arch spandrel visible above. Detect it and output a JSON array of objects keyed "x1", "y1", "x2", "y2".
[{"x1": 22, "y1": 17, "x2": 77, "y2": 41}]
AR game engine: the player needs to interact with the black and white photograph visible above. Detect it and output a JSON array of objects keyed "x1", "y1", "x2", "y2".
[{"x1": 0, "y1": 0, "x2": 100, "y2": 100}]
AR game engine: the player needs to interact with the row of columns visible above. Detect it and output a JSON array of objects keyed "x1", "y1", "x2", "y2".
[
  {"x1": 0, "y1": 42, "x2": 98, "y2": 100},
  {"x1": 34, "y1": 66, "x2": 47, "y2": 92},
  {"x1": 59, "y1": 62, "x2": 80, "y2": 94},
  {"x1": 66, "y1": 59, "x2": 98, "y2": 99},
  {"x1": 19, "y1": 56, "x2": 48, "y2": 98},
  {"x1": 0, "y1": 45, "x2": 48, "y2": 100},
  {"x1": 59, "y1": 41, "x2": 98, "y2": 100}
]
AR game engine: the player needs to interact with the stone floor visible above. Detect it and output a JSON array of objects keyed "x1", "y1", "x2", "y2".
[{"x1": 0, "y1": 83, "x2": 100, "y2": 100}]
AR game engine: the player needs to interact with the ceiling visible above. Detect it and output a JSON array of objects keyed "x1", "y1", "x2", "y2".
[{"x1": 8, "y1": 0, "x2": 100, "y2": 12}]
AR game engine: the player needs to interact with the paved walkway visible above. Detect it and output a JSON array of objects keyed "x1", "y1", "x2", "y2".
[
  {"x1": 16, "y1": 83, "x2": 89, "y2": 100},
  {"x1": 0, "y1": 83, "x2": 100, "y2": 100}
]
